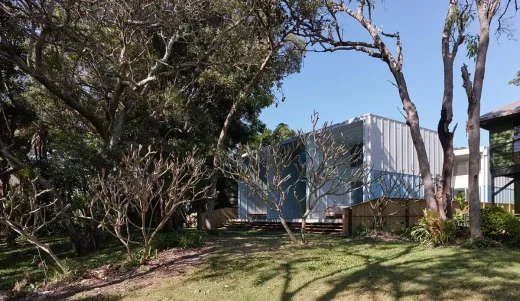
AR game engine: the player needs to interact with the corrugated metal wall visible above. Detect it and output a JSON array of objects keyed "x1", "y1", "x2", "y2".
[
  {"x1": 364, "y1": 114, "x2": 443, "y2": 176},
  {"x1": 237, "y1": 114, "x2": 515, "y2": 221},
  {"x1": 491, "y1": 177, "x2": 515, "y2": 204},
  {"x1": 266, "y1": 162, "x2": 305, "y2": 219},
  {"x1": 365, "y1": 170, "x2": 424, "y2": 200}
]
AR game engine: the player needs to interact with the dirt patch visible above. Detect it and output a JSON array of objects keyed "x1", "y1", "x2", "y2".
[
  {"x1": 354, "y1": 231, "x2": 407, "y2": 242},
  {"x1": 6, "y1": 243, "x2": 214, "y2": 301}
]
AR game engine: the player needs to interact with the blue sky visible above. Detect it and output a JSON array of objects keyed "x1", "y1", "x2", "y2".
[{"x1": 260, "y1": 1, "x2": 520, "y2": 148}]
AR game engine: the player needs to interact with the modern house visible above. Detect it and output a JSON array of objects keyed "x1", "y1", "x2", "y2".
[
  {"x1": 480, "y1": 100, "x2": 520, "y2": 213},
  {"x1": 452, "y1": 147, "x2": 515, "y2": 204},
  {"x1": 237, "y1": 113, "x2": 516, "y2": 222}
]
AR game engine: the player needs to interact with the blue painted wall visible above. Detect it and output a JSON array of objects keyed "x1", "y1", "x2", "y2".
[
  {"x1": 363, "y1": 171, "x2": 515, "y2": 204},
  {"x1": 364, "y1": 170, "x2": 424, "y2": 201}
]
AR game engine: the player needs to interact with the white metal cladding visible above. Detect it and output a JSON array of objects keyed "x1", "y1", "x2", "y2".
[
  {"x1": 363, "y1": 114, "x2": 443, "y2": 176},
  {"x1": 452, "y1": 147, "x2": 515, "y2": 204},
  {"x1": 493, "y1": 176, "x2": 515, "y2": 204}
]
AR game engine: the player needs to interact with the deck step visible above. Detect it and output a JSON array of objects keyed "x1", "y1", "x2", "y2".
[{"x1": 223, "y1": 221, "x2": 343, "y2": 234}]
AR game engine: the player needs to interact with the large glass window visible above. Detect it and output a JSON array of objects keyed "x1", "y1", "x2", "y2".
[
  {"x1": 350, "y1": 143, "x2": 363, "y2": 167},
  {"x1": 455, "y1": 161, "x2": 468, "y2": 175},
  {"x1": 351, "y1": 181, "x2": 364, "y2": 205}
]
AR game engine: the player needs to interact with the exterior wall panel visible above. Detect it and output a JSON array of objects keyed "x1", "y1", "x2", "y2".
[
  {"x1": 489, "y1": 122, "x2": 514, "y2": 168},
  {"x1": 453, "y1": 148, "x2": 515, "y2": 204},
  {"x1": 307, "y1": 120, "x2": 364, "y2": 219},
  {"x1": 266, "y1": 163, "x2": 305, "y2": 219},
  {"x1": 365, "y1": 114, "x2": 443, "y2": 176},
  {"x1": 237, "y1": 113, "x2": 515, "y2": 222}
]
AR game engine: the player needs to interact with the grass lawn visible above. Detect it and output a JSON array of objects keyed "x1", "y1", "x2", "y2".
[
  {"x1": 3, "y1": 230, "x2": 520, "y2": 301},
  {"x1": 0, "y1": 230, "x2": 205, "y2": 292},
  {"x1": 124, "y1": 231, "x2": 520, "y2": 301},
  {"x1": 0, "y1": 236, "x2": 127, "y2": 291}
]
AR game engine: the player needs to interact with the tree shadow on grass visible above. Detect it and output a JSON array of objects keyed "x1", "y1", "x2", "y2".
[
  {"x1": 185, "y1": 230, "x2": 520, "y2": 301},
  {"x1": 299, "y1": 246, "x2": 520, "y2": 301},
  {"x1": 68, "y1": 294, "x2": 122, "y2": 301}
]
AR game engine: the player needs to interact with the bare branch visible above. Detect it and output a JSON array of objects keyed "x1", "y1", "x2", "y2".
[{"x1": 86, "y1": 145, "x2": 213, "y2": 263}]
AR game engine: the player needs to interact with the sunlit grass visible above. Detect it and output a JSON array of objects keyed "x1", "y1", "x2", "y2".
[
  {"x1": 125, "y1": 231, "x2": 520, "y2": 301},
  {"x1": 4, "y1": 230, "x2": 520, "y2": 301}
]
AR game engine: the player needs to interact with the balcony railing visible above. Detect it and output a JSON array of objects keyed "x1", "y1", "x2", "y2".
[{"x1": 490, "y1": 138, "x2": 520, "y2": 170}]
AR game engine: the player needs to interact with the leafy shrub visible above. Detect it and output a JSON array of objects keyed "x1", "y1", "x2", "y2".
[
  {"x1": 461, "y1": 237, "x2": 497, "y2": 249},
  {"x1": 178, "y1": 232, "x2": 205, "y2": 248},
  {"x1": 411, "y1": 210, "x2": 456, "y2": 246},
  {"x1": 480, "y1": 206, "x2": 520, "y2": 246},
  {"x1": 454, "y1": 191, "x2": 467, "y2": 211},
  {"x1": 399, "y1": 227, "x2": 413, "y2": 240},
  {"x1": 151, "y1": 230, "x2": 206, "y2": 251},
  {"x1": 452, "y1": 191, "x2": 469, "y2": 227}
]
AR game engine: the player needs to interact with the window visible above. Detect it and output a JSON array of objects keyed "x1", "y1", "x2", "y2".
[
  {"x1": 455, "y1": 161, "x2": 468, "y2": 175},
  {"x1": 350, "y1": 143, "x2": 363, "y2": 167},
  {"x1": 351, "y1": 181, "x2": 364, "y2": 205}
]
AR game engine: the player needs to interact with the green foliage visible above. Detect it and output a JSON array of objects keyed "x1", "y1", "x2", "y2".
[
  {"x1": 411, "y1": 210, "x2": 456, "y2": 246},
  {"x1": 250, "y1": 123, "x2": 297, "y2": 148},
  {"x1": 509, "y1": 70, "x2": 520, "y2": 86},
  {"x1": 1, "y1": 1, "x2": 305, "y2": 247},
  {"x1": 151, "y1": 231, "x2": 207, "y2": 251},
  {"x1": 454, "y1": 191, "x2": 467, "y2": 211},
  {"x1": 460, "y1": 237, "x2": 496, "y2": 249},
  {"x1": 465, "y1": 34, "x2": 480, "y2": 59},
  {"x1": 399, "y1": 227, "x2": 413, "y2": 240},
  {"x1": 178, "y1": 232, "x2": 205, "y2": 249},
  {"x1": 452, "y1": 191, "x2": 469, "y2": 227},
  {"x1": 480, "y1": 206, "x2": 520, "y2": 246}
]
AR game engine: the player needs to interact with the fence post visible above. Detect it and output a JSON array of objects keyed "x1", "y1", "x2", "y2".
[
  {"x1": 405, "y1": 199, "x2": 410, "y2": 228},
  {"x1": 342, "y1": 207, "x2": 353, "y2": 236},
  {"x1": 342, "y1": 208, "x2": 348, "y2": 235}
]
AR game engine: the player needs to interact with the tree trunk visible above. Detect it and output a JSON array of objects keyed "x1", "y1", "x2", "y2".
[
  {"x1": 279, "y1": 214, "x2": 297, "y2": 243},
  {"x1": 115, "y1": 228, "x2": 132, "y2": 258},
  {"x1": 300, "y1": 218, "x2": 307, "y2": 243},
  {"x1": 6, "y1": 227, "x2": 18, "y2": 247},
  {"x1": 439, "y1": 67, "x2": 456, "y2": 220},
  {"x1": 172, "y1": 208, "x2": 184, "y2": 230},
  {"x1": 205, "y1": 101, "x2": 239, "y2": 231},
  {"x1": 1, "y1": 219, "x2": 66, "y2": 273},
  {"x1": 357, "y1": 16, "x2": 438, "y2": 212},
  {"x1": 435, "y1": 175, "x2": 447, "y2": 219},
  {"x1": 437, "y1": 98, "x2": 456, "y2": 219},
  {"x1": 62, "y1": 204, "x2": 100, "y2": 256},
  {"x1": 467, "y1": 103, "x2": 482, "y2": 238},
  {"x1": 204, "y1": 178, "x2": 217, "y2": 231},
  {"x1": 391, "y1": 72, "x2": 438, "y2": 211},
  {"x1": 438, "y1": 0, "x2": 461, "y2": 219},
  {"x1": 141, "y1": 241, "x2": 151, "y2": 265},
  {"x1": 441, "y1": 144, "x2": 455, "y2": 219},
  {"x1": 462, "y1": 0, "x2": 498, "y2": 239},
  {"x1": 196, "y1": 210, "x2": 203, "y2": 230}
]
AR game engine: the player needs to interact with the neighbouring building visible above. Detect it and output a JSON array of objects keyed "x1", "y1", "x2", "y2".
[
  {"x1": 452, "y1": 147, "x2": 514, "y2": 204},
  {"x1": 480, "y1": 100, "x2": 520, "y2": 213},
  {"x1": 237, "y1": 113, "x2": 516, "y2": 222}
]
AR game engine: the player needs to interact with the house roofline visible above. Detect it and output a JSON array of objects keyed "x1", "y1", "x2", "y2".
[{"x1": 454, "y1": 146, "x2": 488, "y2": 157}]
